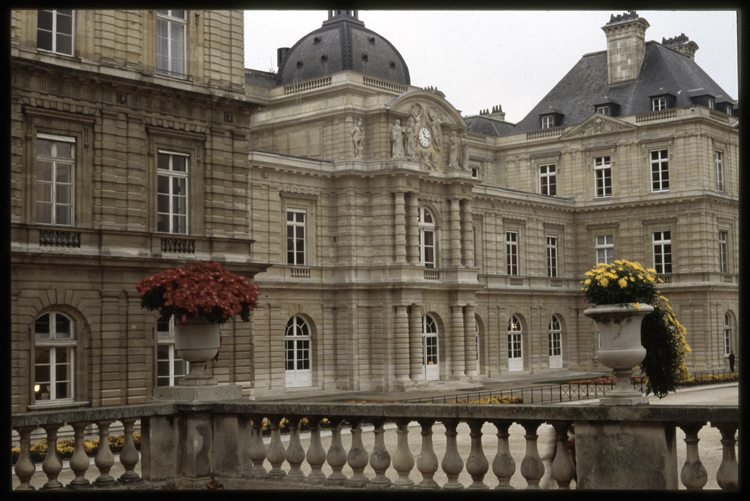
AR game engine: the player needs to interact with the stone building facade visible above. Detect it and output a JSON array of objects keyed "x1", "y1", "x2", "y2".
[{"x1": 10, "y1": 9, "x2": 738, "y2": 412}]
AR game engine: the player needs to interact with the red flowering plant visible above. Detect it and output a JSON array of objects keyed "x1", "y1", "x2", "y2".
[{"x1": 135, "y1": 261, "x2": 260, "y2": 324}]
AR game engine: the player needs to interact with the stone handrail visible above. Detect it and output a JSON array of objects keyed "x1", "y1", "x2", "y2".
[{"x1": 12, "y1": 400, "x2": 738, "y2": 490}]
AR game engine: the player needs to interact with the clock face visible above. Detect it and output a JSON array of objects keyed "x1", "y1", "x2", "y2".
[{"x1": 419, "y1": 127, "x2": 431, "y2": 147}]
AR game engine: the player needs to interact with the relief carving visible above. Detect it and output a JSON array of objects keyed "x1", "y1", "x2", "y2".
[
  {"x1": 391, "y1": 119, "x2": 405, "y2": 159},
  {"x1": 581, "y1": 117, "x2": 625, "y2": 136},
  {"x1": 352, "y1": 117, "x2": 364, "y2": 158}
]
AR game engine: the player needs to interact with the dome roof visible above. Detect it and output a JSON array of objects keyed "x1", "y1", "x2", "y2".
[{"x1": 276, "y1": 11, "x2": 410, "y2": 86}]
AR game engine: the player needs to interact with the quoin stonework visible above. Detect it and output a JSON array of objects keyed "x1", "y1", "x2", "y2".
[{"x1": 10, "y1": 10, "x2": 738, "y2": 412}]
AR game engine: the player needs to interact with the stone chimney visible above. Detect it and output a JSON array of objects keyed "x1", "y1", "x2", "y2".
[
  {"x1": 479, "y1": 105, "x2": 506, "y2": 121},
  {"x1": 601, "y1": 11, "x2": 650, "y2": 85},
  {"x1": 662, "y1": 34, "x2": 699, "y2": 60}
]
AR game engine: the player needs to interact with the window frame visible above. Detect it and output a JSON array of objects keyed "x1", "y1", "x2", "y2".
[
  {"x1": 156, "y1": 316, "x2": 189, "y2": 387},
  {"x1": 156, "y1": 150, "x2": 189, "y2": 235},
  {"x1": 285, "y1": 315, "x2": 312, "y2": 388},
  {"x1": 652, "y1": 230, "x2": 673, "y2": 275},
  {"x1": 507, "y1": 315, "x2": 523, "y2": 360},
  {"x1": 286, "y1": 209, "x2": 307, "y2": 266},
  {"x1": 651, "y1": 97, "x2": 667, "y2": 111},
  {"x1": 650, "y1": 149, "x2": 670, "y2": 192},
  {"x1": 594, "y1": 156, "x2": 612, "y2": 198},
  {"x1": 156, "y1": 10, "x2": 187, "y2": 78},
  {"x1": 719, "y1": 230, "x2": 729, "y2": 274},
  {"x1": 546, "y1": 235, "x2": 558, "y2": 278},
  {"x1": 596, "y1": 106, "x2": 611, "y2": 116},
  {"x1": 37, "y1": 9, "x2": 74, "y2": 56},
  {"x1": 595, "y1": 234, "x2": 614, "y2": 265},
  {"x1": 715, "y1": 150, "x2": 725, "y2": 192},
  {"x1": 33, "y1": 312, "x2": 76, "y2": 405},
  {"x1": 548, "y1": 315, "x2": 562, "y2": 357},
  {"x1": 539, "y1": 164, "x2": 557, "y2": 196},
  {"x1": 723, "y1": 313, "x2": 732, "y2": 356},
  {"x1": 506, "y1": 231, "x2": 519, "y2": 276},
  {"x1": 35, "y1": 133, "x2": 76, "y2": 226},
  {"x1": 418, "y1": 207, "x2": 437, "y2": 269}
]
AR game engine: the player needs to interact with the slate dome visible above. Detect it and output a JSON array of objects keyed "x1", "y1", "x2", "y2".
[{"x1": 276, "y1": 10, "x2": 410, "y2": 86}]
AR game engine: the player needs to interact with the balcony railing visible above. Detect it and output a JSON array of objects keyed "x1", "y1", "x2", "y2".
[{"x1": 12, "y1": 400, "x2": 738, "y2": 490}]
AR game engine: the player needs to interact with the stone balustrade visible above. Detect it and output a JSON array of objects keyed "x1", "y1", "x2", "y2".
[{"x1": 12, "y1": 401, "x2": 738, "y2": 490}]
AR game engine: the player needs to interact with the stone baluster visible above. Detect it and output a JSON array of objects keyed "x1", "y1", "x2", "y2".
[
  {"x1": 40, "y1": 423, "x2": 64, "y2": 489},
  {"x1": 325, "y1": 418, "x2": 348, "y2": 486},
  {"x1": 345, "y1": 417, "x2": 369, "y2": 488},
  {"x1": 93, "y1": 420, "x2": 117, "y2": 487},
  {"x1": 466, "y1": 419, "x2": 489, "y2": 489},
  {"x1": 441, "y1": 418, "x2": 464, "y2": 489},
  {"x1": 491, "y1": 420, "x2": 516, "y2": 489},
  {"x1": 394, "y1": 191, "x2": 407, "y2": 264},
  {"x1": 266, "y1": 416, "x2": 287, "y2": 480},
  {"x1": 392, "y1": 418, "x2": 415, "y2": 488},
  {"x1": 367, "y1": 418, "x2": 392, "y2": 489},
  {"x1": 67, "y1": 422, "x2": 92, "y2": 489},
  {"x1": 549, "y1": 421, "x2": 576, "y2": 489},
  {"x1": 713, "y1": 422, "x2": 738, "y2": 490},
  {"x1": 520, "y1": 420, "x2": 545, "y2": 489},
  {"x1": 285, "y1": 417, "x2": 306, "y2": 482},
  {"x1": 117, "y1": 418, "x2": 142, "y2": 484},
  {"x1": 14, "y1": 425, "x2": 37, "y2": 490},
  {"x1": 415, "y1": 418, "x2": 439, "y2": 489},
  {"x1": 248, "y1": 416, "x2": 267, "y2": 477},
  {"x1": 305, "y1": 417, "x2": 327, "y2": 485},
  {"x1": 678, "y1": 422, "x2": 707, "y2": 489},
  {"x1": 409, "y1": 304, "x2": 424, "y2": 382}
]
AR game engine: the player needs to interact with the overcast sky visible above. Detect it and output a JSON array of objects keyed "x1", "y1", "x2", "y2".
[{"x1": 243, "y1": 10, "x2": 739, "y2": 124}]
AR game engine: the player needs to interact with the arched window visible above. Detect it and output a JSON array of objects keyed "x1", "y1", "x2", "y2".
[
  {"x1": 723, "y1": 313, "x2": 733, "y2": 356},
  {"x1": 156, "y1": 316, "x2": 188, "y2": 387},
  {"x1": 34, "y1": 312, "x2": 76, "y2": 403},
  {"x1": 418, "y1": 207, "x2": 436, "y2": 269},
  {"x1": 285, "y1": 315, "x2": 312, "y2": 387},
  {"x1": 507, "y1": 315, "x2": 523, "y2": 372},
  {"x1": 548, "y1": 315, "x2": 563, "y2": 369},
  {"x1": 422, "y1": 314, "x2": 439, "y2": 380}
]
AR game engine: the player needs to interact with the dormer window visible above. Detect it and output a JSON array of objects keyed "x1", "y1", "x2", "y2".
[
  {"x1": 652, "y1": 97, "x2": 667, "y2": 111},
  {"x1": 594, "y1": 101, "x2": 620, "y2": 117},
  {"x1": 690, "y1": 93, "x2": 717, "y2": 110},
  {"x1": 541, "y1": 116, "x2": 555, "y2": 129},
  {"x1": 708, "y1": 98, "x2": 715, "y2": 109},
  {"x1": 597, "y1": 106, "x2": 611, "y2": 116},
  {"x1": 725, "y1": 104, "x2": 734, "y2": 115}
]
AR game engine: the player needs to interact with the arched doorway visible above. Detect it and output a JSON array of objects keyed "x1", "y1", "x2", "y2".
[
  {"x1": 285, "y1": 315, "x2": 312, "y2": 387},
  {"x1": 422, "y1": 314, "x2": 439, "y2": 380}
]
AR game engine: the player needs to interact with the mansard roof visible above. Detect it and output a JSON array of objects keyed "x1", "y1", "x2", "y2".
[
  {"x1": 464, "y1": 115, "x2": 517, "y2": 136},
  {"x1": 511, "y1": 41, "x2": 737, "y2": 134}
]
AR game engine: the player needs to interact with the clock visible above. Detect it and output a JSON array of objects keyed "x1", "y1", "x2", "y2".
[{"x1": 419, "y1": 127, "x2": 431, "y2": 147}]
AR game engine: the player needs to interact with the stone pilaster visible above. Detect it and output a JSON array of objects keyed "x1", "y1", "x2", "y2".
[
  {"x1": 394, "y1": 191, "x2": 407, "y2": 264},
  {"x1": 394, "y1": 305, "x2": 410, "y2": 382},
  {"x1": 409, "y1": 304, "x2": 424, "y2": 381},
  {"x1": 449, "y1": 199, "x2": 462, "y2": 267},
  {"x1": 464, "y1": 304, "x2": 478, "y2": 377},
  {"x1": 461, "y1": 199, "x2": 474, "y2": 268},
  {"x1": 451, "y1": 305, "x2": 466, "y2": 378},
  {"x1": 406, "y1": 192, "x2": 419, "y2": 265}
]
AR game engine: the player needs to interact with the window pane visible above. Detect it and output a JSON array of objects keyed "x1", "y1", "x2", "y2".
[
  {"x1": 38, "y1": 10, "x2": 53, "y2": 31},
  {"x1": 36, "y1": 161, "x2": 53, "y2": 182},
  {"x1": 35, "y1": 347, "x2": 51, "y2": 366},
  {"x1": 36, "y1": 139, "x2": 53, "y2": 157},
  {"x1": 35, "y1": 314, "x2": 51, "y2": 338},
  {"x1": 158, "y1": 153, "x2": 170, "y2": 171},
  {"x1": 157, "y1": 175, "x2": 169, "y2": 194},
  {"x1": 172, "y1": 177, "x2": 186, "y2": 196},
  {"x1": 157, "y1": 213, "x2": 169, "y2": 232},
  {"x1": 157, "y1": 193, "x2": 170, "y2": 213},
  {"x1": 172, "y1": 155, "x2": 187, "y2": 172},
  {"x1": 57, "y1": 33, "x2": 72, "y2": 55},
  {"x1": 55, "y1": 315, "x2": 71, "y2": 338},
  {"x1": 56, "y1": 382, "x2": 69, "y2": 399}
]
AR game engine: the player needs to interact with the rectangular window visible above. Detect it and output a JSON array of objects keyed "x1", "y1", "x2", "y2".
[
  {"x1": 652, "y1": 97, "x2": 667, "y2": 111},
  {"x1": 539, "y1": 164, "x2": 556, "y2": 196},
  {"x1": 594, "y1": 156, "x2": 612, "y2": 198},
  {"x1": 719, "y1": 231, "x2": 728, "y2": 274},
  {"x1": 287, "y1": 209, "x2": 306, "y2": 265},
  {"x1": 541, "y1": 116, "x2": 554, "y2": 129},
  {"x1": 37, "y1": 10, "x2": 73, "y2": 55},
  {"x1": 653, "y1": 231, "x2": 672, "y2": 274},
  {"x1": 157, "y1": 151, "x2": 188, "y2": 234},
  {"x1": 708, "y1": 98, "x2": 715, "y2": 109},
  {"x1": 715, "y1": 150, "x2": 725, "y2": 192},
  {"x1": 506, "y1": 231, "x2": 519, "y2": 276},
  {"x1": 596, "y1": 235, "x2": 614, "y2": 265},
  {"x1": 156, "y1": 317, "x2": 188, "y2": 387},
  {"x1": 546, "y1": 236, "x2": 558, "y2": 277},
  {"x1": 35, "y1": 134, "x2": 75, "y2": 226},
  {"x1": 597, "y1": 106, "x2": 610, "y2": 116},
  {"x1": 508, "y1": 333, "x2": 522, "y2": 359},
  {"x1": 650, "y1": 150, "x2": 670, "y2": 192},
  {"x1": 549, "y1": 332, "x2": 562, "y2": 357},
  {"x1": 723, "y1": 315, "x2": 732, "y2": 356},
  {"x1": 156, "y1": 10, "x2": 186, "y2": 78}
]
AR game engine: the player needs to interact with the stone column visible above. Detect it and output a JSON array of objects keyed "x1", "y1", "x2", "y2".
[
  {"x1": 394, "y1": 191, "x2": 407, "y2": 264},
  {"x1": 461, "y1": 199, "x2": 474, "y2": 267},
  {"x1": 394, "y1": 305, "x2": 410, "y2": 382},
  {"x1": 451, "y1": 305, "x2": 466, "y2": 378},
  {"x1": 409, "y1": 304, "x2": 424, "y2": 381},
  {"x1": 464, "y1": 304, "x2": 478, "y2": 377},
  {"x1": 449, "y1": 198, "x2": 462, "y2": 267},
  {"x1": 406, "y1": 192, "x2": 420, "y2": 264}
]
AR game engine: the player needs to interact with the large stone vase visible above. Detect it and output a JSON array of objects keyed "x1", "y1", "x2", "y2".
[
  {"x1": 584, "y1": 303, "x2": 654, "y2": 405},
  {"x1": 174, "y1": 319, "x2": 221, "y2": 386}
]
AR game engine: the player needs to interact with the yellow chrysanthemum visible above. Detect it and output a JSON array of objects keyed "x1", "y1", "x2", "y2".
[
  {"x1": 629, "y1": 275, "x2": 635, "y2": 282},
  {"x1": 647, "y1": 268, "x2": 657, "y2": 274},
  {"x1": 617, "y1": 277, "x2": 628, "y2": 288},
  {"x1": 598, "y1": 277, "x2": 610, "y2": 287},
  {"x1": 633, "y1": 303, "x2": 641, "y2": 311},
  {"x1": 647, "y1": 275, "x2": 655, "y2": 282},
  {"x1": 584, "y1": 279, "x2": 591, "y2": 285}
]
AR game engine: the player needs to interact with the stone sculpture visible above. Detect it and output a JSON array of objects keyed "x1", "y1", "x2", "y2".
[
  {"x1": 391, "y1": 119, "x2": 405, "y2": 159},
  {"x1": 351, "y1": 118, "x2": 364, "y2": 158}
]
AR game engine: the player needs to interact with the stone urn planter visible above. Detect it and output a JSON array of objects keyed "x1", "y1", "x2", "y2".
[
  {"x1": 174, "y1": 320, "x2": 221, "y2": 386},
  {"x1": 584, "y1": 303, "x2": 653, "y2": 405}
]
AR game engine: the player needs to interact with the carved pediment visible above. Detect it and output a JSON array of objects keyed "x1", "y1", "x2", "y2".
[{"x1": 562, "y1": 114, "x2": 635, "y2": 139}]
